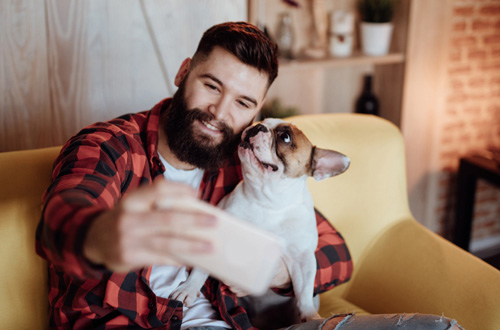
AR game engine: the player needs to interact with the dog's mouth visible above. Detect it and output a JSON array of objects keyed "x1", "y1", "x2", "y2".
[{"x1": 239, "y1": 139, "x2": 279, "y2": 172}]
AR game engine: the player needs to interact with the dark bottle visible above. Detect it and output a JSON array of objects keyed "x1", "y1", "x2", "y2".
[{"x1": 355, "y1": 75, "x2": 379, "y2": 116}]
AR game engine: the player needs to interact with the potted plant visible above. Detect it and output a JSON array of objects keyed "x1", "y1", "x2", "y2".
[
  {"x1": 259, "y1": 98, "x2": 299, "y2": 120},
  {"x1": 358, "y1": 0, "x2": 395, "y2": 56}
]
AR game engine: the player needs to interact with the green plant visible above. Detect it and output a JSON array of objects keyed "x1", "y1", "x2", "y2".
[
  {"x1": 358, "y1": 0, "x2": 395, "y2": 23},
  {"x1": 260, "y1": 98, "x2": 299, "y2": 120}
]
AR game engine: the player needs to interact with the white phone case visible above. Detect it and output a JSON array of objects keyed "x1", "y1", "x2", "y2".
[{"x1": 156, "y1": 197, "x2": 284, "y2": 295}]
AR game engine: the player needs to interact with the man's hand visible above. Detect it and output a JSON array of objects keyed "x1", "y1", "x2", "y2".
[{"x1": 83, "y1": 180, "x2": 217, "y2": 273}]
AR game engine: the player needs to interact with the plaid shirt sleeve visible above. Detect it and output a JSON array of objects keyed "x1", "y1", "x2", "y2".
[
  {"x1": 35, "y1": 106, "x2": 195, "y2": 329},
  {"x1": 312, "y1": 208, "x2": 353, "y2": 293},
  {"x1": 36, "y1": 117, "x2": 154, "y2": 279}
]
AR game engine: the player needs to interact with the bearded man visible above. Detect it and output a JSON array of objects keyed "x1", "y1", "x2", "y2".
[{"x1": 35, "y1": 21, "x2": 353, "y2": 330}]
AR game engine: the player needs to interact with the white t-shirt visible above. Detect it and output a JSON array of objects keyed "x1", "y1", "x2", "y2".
[{"x1": 149, "y1": 153, "x2": 231, "y2": 329}]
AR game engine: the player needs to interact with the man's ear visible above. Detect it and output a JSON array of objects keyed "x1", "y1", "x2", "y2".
[
  {"x1": 174, "y1": 58, "x2": 191, "y2": 87},
  {"x1": 311, "y1": 147, "x2": 350, "y2": 181}
]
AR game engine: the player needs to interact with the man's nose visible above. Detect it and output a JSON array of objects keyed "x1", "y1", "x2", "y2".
[{"x1": 208, "y1": 97, "x2": 231, "y2": 121}]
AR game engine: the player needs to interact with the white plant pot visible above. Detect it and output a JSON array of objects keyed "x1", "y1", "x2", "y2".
[{"x1": 360, "y1": 22, "x2": 394, "y2": 56}]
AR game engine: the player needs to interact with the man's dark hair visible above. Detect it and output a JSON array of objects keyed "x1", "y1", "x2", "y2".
[{"x1": 191, "y1": 21, "x2": 279, "y2": 88}]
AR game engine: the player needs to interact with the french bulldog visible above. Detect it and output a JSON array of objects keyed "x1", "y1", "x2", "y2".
[{"x1": 170, "y1": 118, "x2": 350, "y2": 321}]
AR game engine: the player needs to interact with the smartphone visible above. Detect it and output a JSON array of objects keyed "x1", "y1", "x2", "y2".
[{"x1": 156, "y1": 197, "x2": 284, "y2": 295}]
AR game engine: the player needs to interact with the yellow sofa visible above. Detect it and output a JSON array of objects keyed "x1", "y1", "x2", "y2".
[{"x1": 1, "y1": 113, "x2": 499, "y2": 330}]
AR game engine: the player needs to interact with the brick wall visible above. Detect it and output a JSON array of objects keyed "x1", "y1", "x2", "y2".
[{"x1": 437, "y1": 0, "x2": 500, "y2": 248}]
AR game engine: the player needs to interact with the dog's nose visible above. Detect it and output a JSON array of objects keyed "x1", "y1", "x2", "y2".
[{"x1": 244, "y1": 124, "x2": 268, "y2": 142}]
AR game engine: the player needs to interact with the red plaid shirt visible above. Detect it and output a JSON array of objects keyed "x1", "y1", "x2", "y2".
[{"x1": 36, "y1": 98, "x2": 353, "y2": 330}]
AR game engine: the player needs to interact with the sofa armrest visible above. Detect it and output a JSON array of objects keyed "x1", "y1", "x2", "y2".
[{"x1": 342, "y1": 219, "x2": 500, "y2": 330}]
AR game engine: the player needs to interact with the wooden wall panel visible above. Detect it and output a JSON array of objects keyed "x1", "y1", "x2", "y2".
[
  {"x1": 1, "y1": 0, "x2": 246, "y2": 152},
  {"x1": 0, "y1": 0, "x2": 53, "y2": 152},
  {"x1": 44, "y1": 0, "x2": 91, "y2": 144}
]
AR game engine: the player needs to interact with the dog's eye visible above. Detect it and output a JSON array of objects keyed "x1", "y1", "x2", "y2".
[{"x1": 280, "y1": 132, "x2": 291, "y2": 144}]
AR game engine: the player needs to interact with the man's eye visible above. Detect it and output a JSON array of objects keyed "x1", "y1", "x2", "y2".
[
  {"x1": 238, "y1": 100, "x2": 250, "y2": 108},
  {"x1": 205, "y1": 84, "x2": 218, "y2": 91},
  {"x1": 280, "y1": 132, "x2": 291, "y2": 144}
]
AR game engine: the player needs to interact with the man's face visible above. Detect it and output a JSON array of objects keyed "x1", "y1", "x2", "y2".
[{"x1": 163, "y1": 47, "x2": 269, "y2": 169}]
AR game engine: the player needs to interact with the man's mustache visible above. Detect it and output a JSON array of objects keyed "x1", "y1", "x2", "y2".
[{"x1": 185, "y1": 108, "x2": 233, "y2": 138}]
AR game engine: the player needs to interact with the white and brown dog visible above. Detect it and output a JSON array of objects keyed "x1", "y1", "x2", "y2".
[{"x1": 171, "y1": 118, "x2": 350, "y2": 321}]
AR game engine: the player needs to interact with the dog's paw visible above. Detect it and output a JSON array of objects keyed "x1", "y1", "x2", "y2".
[{"x1": 169, "y1": 285, "x2": 201, "y2": 307}]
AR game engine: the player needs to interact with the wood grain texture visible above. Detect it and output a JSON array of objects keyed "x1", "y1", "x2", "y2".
[
  {"x1": 1, "y1": 0, "x2": 246, "y2": 152},
  {"x1": 0, "y1": 0, "x2": 52, "y2": 152},
  {"x1": 45, "y1": 0, "x2": 90, "y2": 143}
]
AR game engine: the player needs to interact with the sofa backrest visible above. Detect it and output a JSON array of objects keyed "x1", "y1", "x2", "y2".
[
  {"x1": 287, "y1": 114, "x2": 413, "y2": 268},
  {"x1": 0, "y1": 146, "x2": 60, "y2": 329}
]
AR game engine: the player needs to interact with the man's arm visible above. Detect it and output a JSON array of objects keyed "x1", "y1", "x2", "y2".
[
  {"x1": 36, "y1": 133, "x2": 218, "y2": 279},
  {"x1": 36, "y1": 134, "x2": 129, "y2": 278}
]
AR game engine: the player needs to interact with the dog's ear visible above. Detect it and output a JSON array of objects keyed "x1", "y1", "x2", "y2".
[{"x1": 311, "y1": 147, "x2": 350, "y2": 181}]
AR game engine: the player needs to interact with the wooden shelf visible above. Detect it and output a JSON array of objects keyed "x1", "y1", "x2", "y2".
[
  {"x1": 250, "y1": 0, "x2": 411, "y2": 128},
  {"x1": 279, "y1": 52, "x2": 405, "y2": 70}
]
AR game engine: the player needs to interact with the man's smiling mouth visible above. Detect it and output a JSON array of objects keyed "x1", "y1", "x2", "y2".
[{"x1": 201, "y1": 120, "x2": 222, "y2": 132}]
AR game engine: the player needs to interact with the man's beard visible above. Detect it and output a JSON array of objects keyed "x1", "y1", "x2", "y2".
[{"x1": 162, "y1": 83, "x2": 243, "y2": 170}]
